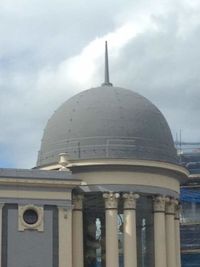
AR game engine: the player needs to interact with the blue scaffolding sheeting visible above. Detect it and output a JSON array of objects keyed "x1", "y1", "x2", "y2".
[
  {"x1": 180, "y1": 188, "x2": 200, "y2": 203},
  {"x1": 181, "y1": 187, "x2": 200, "y2": 267},
  {"x1": 182, "y1": 254, "x2": 200, "y2": 267}
]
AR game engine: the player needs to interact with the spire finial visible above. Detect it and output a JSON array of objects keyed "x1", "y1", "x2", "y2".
[{"x1": 102, "y1": 41, "x2": 113, "y2": 86}]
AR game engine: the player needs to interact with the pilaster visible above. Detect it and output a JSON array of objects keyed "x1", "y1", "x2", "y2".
[
  {"x1": 72, "y1": 195, "x2": 84, "y2": 267},
  {"x1": 58, "y1": 206, "x2": 72, "y2": 267}
]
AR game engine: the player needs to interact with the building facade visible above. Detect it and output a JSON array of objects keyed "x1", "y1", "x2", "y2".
[{"x1": 0, "y1": 45, "x2": 188, "y2": 267}]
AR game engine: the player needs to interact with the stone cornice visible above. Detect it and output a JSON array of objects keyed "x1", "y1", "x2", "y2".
[
  {"x1": 66, "y1": 159, "x2": 189, "y2": 176},
  {"x1": 0, "y1": 177, "x2": 81, "y2": 189},
  {"x1": 37, "y1": 159, "x2": 189, "y2": 182}
]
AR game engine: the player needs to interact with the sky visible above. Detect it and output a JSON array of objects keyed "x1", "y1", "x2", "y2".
[{"x1": 0, "y1": 0, "x2": 200, "y2": 168}]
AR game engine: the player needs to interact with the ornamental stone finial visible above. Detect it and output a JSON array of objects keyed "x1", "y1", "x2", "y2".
[{"x1": 58, "y1": 153, "x2": 70, "y2": 171}]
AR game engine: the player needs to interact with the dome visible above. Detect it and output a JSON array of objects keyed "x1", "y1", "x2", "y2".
[{"x1": 36, "y1": 86, "x2": 177, "y2": 167}]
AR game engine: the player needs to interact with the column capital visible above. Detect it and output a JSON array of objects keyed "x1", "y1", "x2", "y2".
[
  {"x1": 165, "y1": 198, "x2": 178, "y2": 215},
  {"x1": 73, "y1": 194, "x2": 84, "y2": 210},
  {"x1": 153, "y1": 195, "x2": 166, "y2": 213},
  {"x1": 123, "y1": 193, "x2": 139, "y2": 210},
  {"x1": 103, "y1": 192, "x2": 120, "y2": 209}
]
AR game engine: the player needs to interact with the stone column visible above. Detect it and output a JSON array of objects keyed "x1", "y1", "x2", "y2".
[
  {"x1": 72, "y1": 195, "x2": 84, "y2": 267},
  {"x1": 0, "y1": 204, "x2": 4, "y2": 267},
  {"x1": 153, "y1": 196, "x2": 167, "y2": 267},
  {"x1": 165, "y1": 198, "x2": 177, "y2": 267},
  {"x1": 123, "y1": 193, "x2": 139, "y2": 267},
  {"x1": 103, "y1": 192, "x2": 120, "y2": 267},
  {"x1": 175, "y1": 202, "x2": 181, "y2": 267},
  {"x1": 58, "y1": 206, "x2": 72, "y2": 267}
]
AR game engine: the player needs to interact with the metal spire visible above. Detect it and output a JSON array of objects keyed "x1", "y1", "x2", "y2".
[{"x1": 102, "y1": 41, "x2": 113, "y2": 86}]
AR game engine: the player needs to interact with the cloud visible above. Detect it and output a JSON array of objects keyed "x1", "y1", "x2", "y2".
[
  {"x1": 114, "y1": 8, "x2": 200, "y2": 142},
  {"x1": 0, "y1": 0, "x2": 200, "y2": 168}
]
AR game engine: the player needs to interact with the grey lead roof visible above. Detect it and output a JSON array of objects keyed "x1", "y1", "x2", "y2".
[{"x1": 36, "y1": 86, "x2": 177, "y2": 167}]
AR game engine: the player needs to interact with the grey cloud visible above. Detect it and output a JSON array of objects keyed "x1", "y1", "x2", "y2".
[
  {"x1": 0, "y1": 0, "x2": 200, "y2": 168},
  {"x1": 109, "y1": 12, "x2": 200, "y2": 142},
  {"x1": 0, "y1": 0, "x2": 130, "y2": 68}
]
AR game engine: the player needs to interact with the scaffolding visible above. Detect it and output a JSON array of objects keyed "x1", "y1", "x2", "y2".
[{"x1": 179, "y1": 142, "x2": 200, "y2": 267}]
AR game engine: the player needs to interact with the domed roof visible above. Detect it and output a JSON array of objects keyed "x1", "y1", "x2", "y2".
[{"x1": 36, "y1": 85, "x2": 177, "y2": 167}]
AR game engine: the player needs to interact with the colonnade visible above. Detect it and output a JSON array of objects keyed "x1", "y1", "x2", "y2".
[
  {"x1": 72, "y1": 193, "x2": 181, "y2": 267},
  {"x1": 153, "y1": 196, "x2": 181, "y2": 267},
  {"x1": 0, "y1": 194, "x2": 181, "y2": 267}
]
